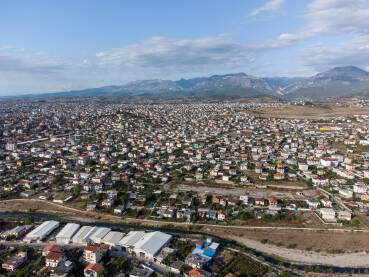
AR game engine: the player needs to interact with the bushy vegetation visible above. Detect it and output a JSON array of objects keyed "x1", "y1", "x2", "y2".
[
  {"x1": 166, "y1": 239, "x2": 194, "y2": 263},
  {"x1": 216, "y1": 252, "x2": 269, "y2": 277}
]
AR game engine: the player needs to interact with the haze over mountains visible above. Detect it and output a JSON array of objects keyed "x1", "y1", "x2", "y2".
[{"x1": 15, "y1": 66, "x2": 369, "y2": 100}]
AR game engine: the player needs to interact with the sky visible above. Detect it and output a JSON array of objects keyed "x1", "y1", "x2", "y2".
[{"x1": 1, "y1": 0, "x2": 369, "y2": 95}]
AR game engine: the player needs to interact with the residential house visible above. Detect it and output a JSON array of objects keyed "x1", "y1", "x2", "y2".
[
  {"x1": 84, "y1": 263, "x2": 103, "y2": 277},
  {"x1": 43, "y1": 244, "x2": 63, "y2": 256},
  {"x1": 45, "y1": 251, "x2": 65, "y2": 268},
  {"x1": 189, "y1": 268, "x2": 212, "y2": 277},
  {"x1": 255, "y1": 198, "x2": 265, "y2": 206},
  {"x1": 2, "y1": 252, "x2": 27, "y2": 272},
  {"x1": 217, "y1": 210, "x2": 226, "y2": 221},
  {"x1": 338, "y1": 211, "x2": 352, "y2": 221},
  {"x1": 306, "y1": 198, "x2": 320, "y2": 209},
  {"x1": 84, "y1": 245, "x2": 104, "y2": 264},
  {"x1": 320, "y1": 198, "x2": 332, "y2": 207},
  {"x1": 320, "y1": 208, "x2": 336, "y2": 221}
]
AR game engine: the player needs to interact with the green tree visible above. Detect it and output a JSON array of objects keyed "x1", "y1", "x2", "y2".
[
  {"x1": 23, "y1": 215, "x2": 34, "y2": 225},
  {"x1": 112, "y1": 256, "x2": 130, "y2": 272},
  {"x1": 119, "y1": 194, "x2": 127, "y2": 205},
  {"x1": 98, "y1": 268, "x2": 108, "y2": 277},
  {"x1": 59, "y1": 191, "x2": 66, "y2": 201},
  {"x1": 73, "y1": 184, "x2": 81, "y2": 196}
]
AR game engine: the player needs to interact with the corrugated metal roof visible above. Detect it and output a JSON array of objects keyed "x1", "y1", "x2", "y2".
[
  {"x1": 134, "y1": 231, "x2": 172, "y2": 256},
  {"x1": 101, "y1": 231, "x2": 124, "y2": 245},
  {"x1": 119, "y1": 231, "x2": 145, "y2": 247},
  {"x1": 56, "y1": 223, "x2": 80, "y2": 239},
  {"x1": 72, "y1": 226, "x2": 93, "y2": 243},
  {"x1": 89, "y1": 227, "x2": 111, "y2": 243},
  {"x1": 26, "y1": 220, "x2": 59, "y2": 239}
]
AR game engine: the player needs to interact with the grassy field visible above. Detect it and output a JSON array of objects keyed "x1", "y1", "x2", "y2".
[{"x1": 256, "y1": 103, "x2": 369, "y2": 119}]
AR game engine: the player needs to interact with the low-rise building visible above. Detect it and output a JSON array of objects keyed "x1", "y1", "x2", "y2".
[
  {"x1": 338, "y1": 210, "x2": 352, "y2": 221},
  {"x1": 2, "y1": 252, "x2": 27, "y2": 272},
  {"x1": 56, "y1": 223, "x2": 80, "y2": 244},
  {"x1": 45, "y1": 251, "x2": 65, "y2": 268},
  {"x1": 84, "y1": 245, "x2": 104, "y2": 264},
  {"x1": 84, "y1": 263, "x2": 103, "y2": 277},
  {"x1": 320, "y1": 208, "x2": 336, "y2": 221}
]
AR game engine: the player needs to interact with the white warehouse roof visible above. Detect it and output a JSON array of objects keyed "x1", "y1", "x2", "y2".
[
  {"x1": 119, "y1": 231, "x2": 146, "y2": 247},
  {"x1": 24, "y1": 220, "x2": 59, "y2": 241},
  {"x1": 133, "y1": 231, "x2": 172, "y2": 257},
  {"x1": 72, "y1": 226, "x2": 94, "y2": 243},
  {"x1": 56, "y1": 223, "x2": 80, "y2": 241},
  {"x1": 89, "y1": 227, "x2": 111, "y2": 244},
  {"x1": 101, "y1": 231, "x2": 124, "y2": 246}
]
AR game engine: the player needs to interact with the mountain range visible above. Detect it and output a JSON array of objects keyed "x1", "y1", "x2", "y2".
[{"x1": 13, "y1": 66, "x2": 369, "y2": 100}]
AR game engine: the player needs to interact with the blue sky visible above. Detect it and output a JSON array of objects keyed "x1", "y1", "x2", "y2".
[{"x1": 1, "y1": 0, "x2": 369, "y2": 95}]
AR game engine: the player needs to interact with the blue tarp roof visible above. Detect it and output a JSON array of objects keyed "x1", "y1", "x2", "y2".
[
  {"x1": 203, "y1": 248, "x2": 216, "y2": 257},
  {"x1": 192, "y1": 247, "x2": 215, "y2": 261}
]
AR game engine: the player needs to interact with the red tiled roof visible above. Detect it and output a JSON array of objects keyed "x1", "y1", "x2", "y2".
[
  {"x1": 43, "y1": 244, "x2": 62, "y2": 253},
  {"x1": 85, "y1": 245, "x2": 100, "y2": 253},
  {"x1": 190, "y1": 268, "x2": 207, "y2": 277},
  {"x1": 46, "y1": 251, "x2": 63, "y2": 261},
  {"x1": 84, "y1": 263, "x2": 103, "y2": 273}
]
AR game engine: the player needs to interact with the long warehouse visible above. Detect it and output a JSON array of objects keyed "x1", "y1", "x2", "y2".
[
  {"x1": 120, "y1": 231, "x2": 172, "y2": 261},
  {"x1": 55, "y1": 223, "x2": 80, "y2": 244},
  {"x1": 23, "y1": 220, "x2": 59, "y2": 243},
  {"x1": 101, "y1": 231, "x2": 124, "y2": 248},
  {"x1": 89, "y1": 227, "x2": 111, "y2": 244},
  {"x1": 72, "y1": 226, "x2": 96, "y2": 244}
]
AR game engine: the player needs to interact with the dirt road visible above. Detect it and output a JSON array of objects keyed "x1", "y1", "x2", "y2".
[{"x1": 2, "y1": 199, "x2": 369, "y2": 267}]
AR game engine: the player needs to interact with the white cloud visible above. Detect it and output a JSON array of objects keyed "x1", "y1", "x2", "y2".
[
  {"x1": 0, "y1": 47, "x2": 66, "y2": 74},
  {"x1": 248, "y1": 0, "x2": 369, "y2": 65},
  {"x1": 305, "y1": 0, "x2": 369, "y2": 35},
  {"x1": 96, "y1": 36, "x2": 255, "y2": 71},
  {"x1": 271, "y1": 0, "x2": 369, "y2": 47},
  {"x1": 250, "y1": 0, "x2": 286, "y2": 16},
  {"x1": 300, "y1": 33, "x2": 369, "y2": 71}
]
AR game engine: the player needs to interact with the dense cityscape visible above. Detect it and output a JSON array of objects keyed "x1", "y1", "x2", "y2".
[
  {"x1": 0, "y1": 99, "x2": 368, "y2": 276},
  {"x1": 4, "y1": 0, "x2": 369, "y2": 276}
]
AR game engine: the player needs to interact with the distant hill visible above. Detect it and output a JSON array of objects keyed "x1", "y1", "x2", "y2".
[
  {"x1": 10, "y1": 66, "x2": 369, "y2": 100},
  {"x1": 282, "y1": 66, "x2": 369, "y2": 100}
]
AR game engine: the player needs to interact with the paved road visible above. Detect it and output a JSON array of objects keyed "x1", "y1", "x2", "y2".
[{"x1": 0, "y1": 240, "x2": 85, "y2": 250}]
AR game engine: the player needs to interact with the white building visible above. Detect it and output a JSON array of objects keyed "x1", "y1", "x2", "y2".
[
  {"x1": 339, "y1": 189, "x2": 353, "y2": 199},
  {"x1": 72, "y1": 226, "x2": 99, "y2": 244},
  {"x1": 320, "y1": 198, "x2": 332, "y2": 207},
  {"x1": 89, "y1": 227, "x2": 111, "y2": 244},
  {"x1": 306, "y1": 198, "x2": 320, "y2": 209},
  {"x1": 23, "y1": 221, "x2": 59, "y2": 242},
  {"x1": 364, "y1": 171, "x2": 369, "y2": 179},
  {"x1": 120, "y1": 231, "x2": 146, "y2": 253},
  {"x1": 56, "y1": 223, "x2": 80, "y2": 244},
  {"x1": 5, "y1": 142, "x2": 17, "y2": 151},
  {"x1": 338, "y1": 210, "x2": 352, "y2": 221},
  {"x1": 101, "y1": 231, "x2": 124, "y2": 248},
  {"x1": 353, "y1": 183, "x2": 368, "y2": 194},
  {"x1": 239, "y1": 195, "x2": 248, "y2": 204},
  {"x1": 320, "y1": 158, "x2": 339, "y2": 167},
  {"x1": 320, "y1": 208, "x2": 336, "y2": 221},
  {"x1": 120, "y1": 231, "x2": 172, "y2": 261},
  {"x1": 298, "y1": 163, "x2": 308, "y2": 171}
]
